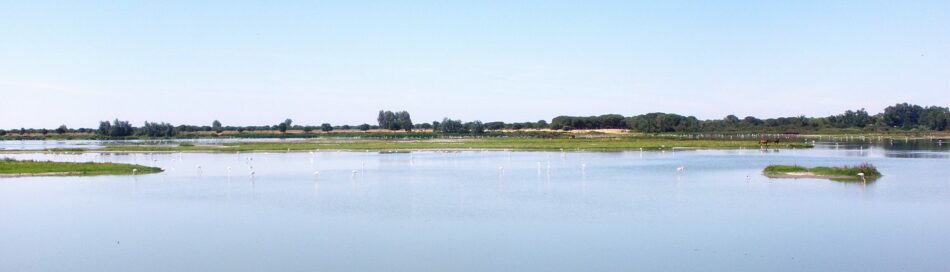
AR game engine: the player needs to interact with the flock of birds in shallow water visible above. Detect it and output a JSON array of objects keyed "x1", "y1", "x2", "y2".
[
  {"x1": 33, "y1": 148, "x2": 712, "y2": 181},
  {"x1": 114, "y1": 149, "x2": 696, "y2": 181}
]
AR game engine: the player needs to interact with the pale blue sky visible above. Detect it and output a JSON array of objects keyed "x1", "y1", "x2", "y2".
[{"x1": 1, "y1": 0, "x2": 948, "y2": 128}]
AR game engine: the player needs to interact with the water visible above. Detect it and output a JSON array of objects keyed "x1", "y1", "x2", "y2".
[{"x1": 2, "y1": 146, "x2": 949, "y2": 271}]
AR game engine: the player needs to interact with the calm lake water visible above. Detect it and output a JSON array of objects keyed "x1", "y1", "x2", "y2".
[{"x1": 2, "y1": 144, "x2": 949, "y2": 271}]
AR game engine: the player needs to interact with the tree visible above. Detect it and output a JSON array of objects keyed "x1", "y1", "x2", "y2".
[
  {"x1": 55, "y1": 125, "x2": 68, "y2": 134},
  {"x1": 302, "y1": 126, "x2": 314, "y2": 133},
  {"x1": 920, "y1": 106, "x2": 950, "y2": 131},
  {"x1": 882, "y1": 103, "x2": 924, "y2": 129},
  {"x1": 357, "y1": 124, "x2": 371, "y2": 131},
  {"x1": 378, "y1": 111, "x2": 390, "y2": 129},
  {"x1": 97, "y1": 121, "x2": 111, "y2": 136},
  {"x1": 138, "y1": 121, "x2": 177, "y2": 137},
  {"x1": 378, "y1": 110, "x2": 397, "y2": 130},
  {"x1": 724, "y1": 115, "x2": 740, "y2": 127},
  {"x1": 537, "y1": 120, "x2": 548, "y2": 130},
  {"x1": 395, "y1": 111, "x2": 413, "y2": 132},
  {"x1": 378, "y1": 110, "x2": 413, "y2": 131},
  {"x1": 97, "y1": 119, "x2": 134, "y2": 137},
  {"x1": 484, "y1": 122, "x2": 505, "y2": 131},
  {"x1": 212, "y1": 120, "x2": 223, "y2": 133},
  {"x1": 320, "y1": 123, "x2": 333, "y2": 132},
  {"x1": 438, "y1": 118, "x2": 463, "y2": 133},
  {"x1": 275, "y1": 119, "x2": 293, "y2": 133},
  {"x1": 468, "y1": 121, "x2": 485, "y2": 134},
  {"x1": 741, "y1": 116, "x2": 762, "y2": 128}
]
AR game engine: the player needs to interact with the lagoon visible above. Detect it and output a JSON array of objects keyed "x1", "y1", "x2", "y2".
[{"x1": 1, "y1": 143, "x2": 949, "y2": 271}]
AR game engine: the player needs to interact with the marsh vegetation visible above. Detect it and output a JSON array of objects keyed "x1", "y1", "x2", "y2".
[
  {"x1": 764, "y1": 163, "x2": 881, "y2": 181},
  {"x1": 0, "y1": 158, "x2": 162, "y2": 177}
]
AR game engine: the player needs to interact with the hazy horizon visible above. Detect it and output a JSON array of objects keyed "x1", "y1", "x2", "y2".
[{"x1": 2, "y1": 1, "x2": 948, "y2": 128}]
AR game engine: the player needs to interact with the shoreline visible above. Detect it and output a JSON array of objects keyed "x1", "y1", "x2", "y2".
[
  {"x1": 0, "y1": 146, "x2": 810, "y2": 154},
  {"x1": 0, "y1": 172, "x2": 84, "y2": 178},
  {"x1": 763, "y1": 172, "x2": 857, "y2": 181},
  {"x1": 1, "y1": 137, "x2": 813, "y2": 153}
]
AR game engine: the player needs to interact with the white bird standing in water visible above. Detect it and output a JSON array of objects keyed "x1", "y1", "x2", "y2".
[
  {"x1": 132, "y1": 169, "x2": 138, "y2": 175},
  {"x1": 676, "y1": 166, "x2": 685, "y2": 172}
]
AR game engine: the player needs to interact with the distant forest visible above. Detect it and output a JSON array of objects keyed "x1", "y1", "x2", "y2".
[{"x1": 1, "y1": 103, "x2": 948, "y2": 138}]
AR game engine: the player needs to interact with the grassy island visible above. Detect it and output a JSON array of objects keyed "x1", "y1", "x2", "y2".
[
  {"x1": 0, "y1": 158, "x2": 162, "y2": 177},
  {"x1": 763, "y1": 163, "x2": 881, "y2": 182}
]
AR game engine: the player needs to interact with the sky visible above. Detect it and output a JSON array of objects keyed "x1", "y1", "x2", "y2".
[{"x1": 1, "y1": 0, "x2": 948, "y2": 128}]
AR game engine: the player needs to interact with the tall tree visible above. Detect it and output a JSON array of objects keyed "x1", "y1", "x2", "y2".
[
  {"x1": 395, "y1": 111, "x2": 413, "y2": 132},
  {"x1": 212, "y1": 120, "x2": 222, "y2": 133}
]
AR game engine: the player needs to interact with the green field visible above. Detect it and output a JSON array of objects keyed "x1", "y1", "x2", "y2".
[
  {"x1": 0, "y1": 158, "x2": 162, "y2": 177},
  {"x1": 49, "y1": 137, "x2": 815, "y2": 153},
  {"x1": 763, "y1": 163, "x2": 881, "y2": 181}
]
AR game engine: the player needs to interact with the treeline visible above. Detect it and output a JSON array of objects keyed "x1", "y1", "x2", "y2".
[
  {"x1": 2, "y1": 103, "x2": 948, "y2": 138},
  {"x1": 544, "y1": 103, "x2": 949, "y2": 133}
]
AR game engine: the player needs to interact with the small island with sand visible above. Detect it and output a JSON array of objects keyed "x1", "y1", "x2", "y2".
[
  {"x1": 763, "y1": 163, "x2": 881, "y2": 182},
  {"x1": 0, "y1": 158, "x2": 162, "y2": 177}
]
